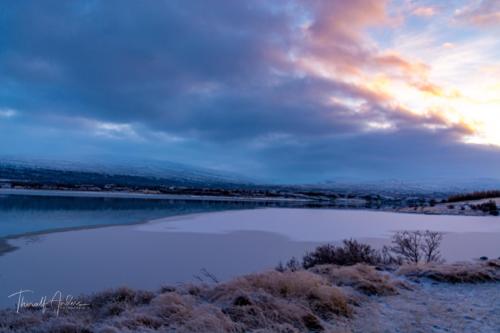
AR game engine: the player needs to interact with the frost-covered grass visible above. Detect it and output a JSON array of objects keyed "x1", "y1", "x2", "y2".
[
  {"x1": 397, "y1": 259, "x2": 500, "y2": 283},
  {"x1": 0, "y1": 267, "x2": 394, "y2": 333},
  {"x1": 0, "y1": 261, "x2": 498, "y2": 332},
  {"x1": 310, "y1": 264, "x2": 411, "y2": 296}
]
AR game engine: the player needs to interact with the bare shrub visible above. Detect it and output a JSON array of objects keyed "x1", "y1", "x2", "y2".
[
  {"x1": 193, "y1": 268, "x2": 220, "y2": 284},
  {"x1": 380, "y1": 245, "x2": 403, "y2": 265},
  {"x1": 420, "y1": 231, "x2": 443, "y2": 263},
  {"x1": 390, "y1": 231, "x2": 443, "y2": 264},
  {"x1": 279, "y1": 232, "x2": 442, "y2": 270},
  {"x1": 302, "y1": 244, "x2": 337, "y2": 269},
  {"x1": 390, "y1": 231, "x2": 421, "y2": 263},
  {"x1": 275, "y1": 257, "x2": 301, "y2": 272},
  {"x1": 342, "y1": 239, "x2": 380, "y2": 264},
  {"x1": 302, "y1": 239, "x2": 381, "y2": 269},
  {"x1": 275, "y1": 261, "x2": 286, "y2": 272}
]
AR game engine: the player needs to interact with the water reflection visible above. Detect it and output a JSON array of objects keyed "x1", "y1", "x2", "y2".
[{"x1": 0, "y1": 194, "x2": 292, "y2": 238}]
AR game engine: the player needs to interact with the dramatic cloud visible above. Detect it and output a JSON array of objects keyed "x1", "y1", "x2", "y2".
[{"x1": 0, "y1": 0, "x2": 499, "y2": 182}]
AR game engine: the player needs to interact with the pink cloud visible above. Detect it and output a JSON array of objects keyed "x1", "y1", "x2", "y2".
[
  {"x1": 303, "y1": 0, "x2": 390, "y2": 40},
  {"x1": 412, "y1": 7, "x2": 437, "y2": 17},
  {"x1": 297, "y1": 0, "x2": 395, "y2": 73},
  {"x1": 455, "y1": 0, "x2": 500, "y2": 27},
  {"x1": 294, "y1": 1, "x2": 432, "y2": 84}
]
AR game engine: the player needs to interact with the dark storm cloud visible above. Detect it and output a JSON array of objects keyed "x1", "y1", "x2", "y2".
[
  {"x1": 0, "y1": 1, "x2": 289, "y2": 120},
  {"x1": 252, "y1": 128, "x2": 493, "y2": 182},
  {"x1": 0, "y1": 0, "x2": 402, "y2": 140}
]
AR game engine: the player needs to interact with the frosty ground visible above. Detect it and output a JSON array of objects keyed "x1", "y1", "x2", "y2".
[{"x1": 1, "y1": 260, "x2": 499, "y2": 333}]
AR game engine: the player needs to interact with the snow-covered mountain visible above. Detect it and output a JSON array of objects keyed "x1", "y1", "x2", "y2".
[
  {"x1": 0, "y1": 155, "x2": 255, "y2": 188},
  {"x1": 320, "y1": 177, "x2": 500, "y2": 195}
]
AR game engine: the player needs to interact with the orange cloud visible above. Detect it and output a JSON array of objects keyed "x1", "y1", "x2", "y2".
[
  {"x1": 412, "y1": 7, "x2": 437, "y2": 17},
  {"x1": 290, "y1": 0, "x2": 476, "y2": 143},
  {"x1": 469, "y1": 12, "x2": 500, "y2": 26},
  {"x1": 304, "y1": 0, "x2": 390, "y2": 41},
  {"x1": 374, "y1": 52, "x2": 429, "y2": 77},
  {"x1": 413, "y1": 81, "x2": 445, "y2": 96}
]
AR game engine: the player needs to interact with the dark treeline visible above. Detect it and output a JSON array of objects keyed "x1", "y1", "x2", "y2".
[{"x1": 447, "y1": 190, "x2": 500, "y2": 203}]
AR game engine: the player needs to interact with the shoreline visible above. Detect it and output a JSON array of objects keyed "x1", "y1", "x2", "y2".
[
  {"x1": 0, "y1": 188, "x2": 315, "y2": 203},
  {"x1": 0, "y1": 206, "x2": 264, "y2": 247},
  {"x1": 0, "y1": 239, "x2": 17, "y2": 256},
  {"x1": 0, "y1": 189, "x2": 315, "y2": 250},
  {"x1": 2, "y1": 188, "x2": 496, "y2": 217}
]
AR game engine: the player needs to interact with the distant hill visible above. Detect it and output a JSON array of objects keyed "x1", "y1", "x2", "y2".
[
  {"x1": 2, "y1": 155, "x2": 499, "y2": 196},
  {"x1": 0, "y1": 156, "x2": 254, "y2": 189},
  {"x1": 319, "y1": 178, "x2": 500, "y2": 195}
]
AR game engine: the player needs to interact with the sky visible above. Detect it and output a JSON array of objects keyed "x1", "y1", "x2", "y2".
[{"x1": 0, "y1": 0, "x2": 500, "y2": 183}]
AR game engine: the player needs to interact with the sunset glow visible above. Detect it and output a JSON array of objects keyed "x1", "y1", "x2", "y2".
[
  {"x1": 295, "y1": 0, "x2": 500, "y2": 146},
  {"x1": 1, "y1": 0, "x2": 500, "y2": 181}
]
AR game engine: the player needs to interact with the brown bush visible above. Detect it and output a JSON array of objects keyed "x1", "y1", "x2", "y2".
[{"x1": 302, "y1": 239, "x2": 381, "y2": 269}]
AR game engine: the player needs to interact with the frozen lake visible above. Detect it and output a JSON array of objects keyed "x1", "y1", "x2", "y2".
[
  {"x1": 0, "y1": 193, "x2": 273, "y2": 239},
  {"x1": 0, "y1": 206, "x2": 499, "y2": 308}
]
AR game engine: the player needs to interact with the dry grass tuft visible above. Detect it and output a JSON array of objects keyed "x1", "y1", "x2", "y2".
[
  {"x1": 205, "y1": 270, "x2": 353, "y2": 331},
  {"x1": 397, "y1": 259, "x2": 500, "y2": 283},
  {"x1": 310, "y1": 264, "x2": 411, "y2": 296},
  {"x1": 5, "y1": 261, "x2": 495, "y2": 332},
  {"x1": 0, "y1": 270, "x2": 357, "y2": 332}
]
